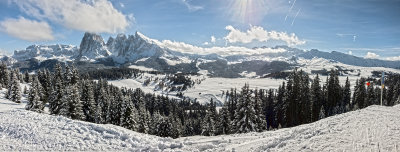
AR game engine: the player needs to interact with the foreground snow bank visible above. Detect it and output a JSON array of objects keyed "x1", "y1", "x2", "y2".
[
  {"x1": 0, "y1": 100, "x2": 180, "y2": 151},
  {"x1": 178, "y1": 105, "x2": 400, "y2": 152}
]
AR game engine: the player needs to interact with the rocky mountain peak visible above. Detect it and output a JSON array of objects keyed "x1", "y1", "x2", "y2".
[{"x1": 77, "y1": 32, "x2": 110, "y2": 61}]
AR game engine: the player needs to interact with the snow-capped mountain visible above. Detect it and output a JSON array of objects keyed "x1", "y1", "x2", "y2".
[
  {"x1": 13, "y1": 44, "x2": 77, "y2": 62},
  {"x1": 77, "y1": 32, "x2": 111, "y2": 61},
  {"x1": 299, "y1": 49, "x2": 400, "y2": 69},
  {"x1": 3, "y1": 31, "x2": 400, "y2": 77},
  {"x1": 107, "y1": 32, "x2": 170, "y2": 63}
]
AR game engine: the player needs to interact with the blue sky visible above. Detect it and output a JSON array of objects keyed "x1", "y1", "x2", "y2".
[{"x1": 0, "y1": 0, "x2": 399, "y2": 59}]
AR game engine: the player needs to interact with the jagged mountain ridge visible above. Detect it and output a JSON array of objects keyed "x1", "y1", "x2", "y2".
[
  {"x1": 3, "y1": 32, "x2": 400, "y2": 77},
  {"x1": 299, "y1": 49, "x2": 400, "y2": 69}
]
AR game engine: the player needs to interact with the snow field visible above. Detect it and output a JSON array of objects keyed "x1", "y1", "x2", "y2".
[{"x1": 177, "y1": 105, "x2": 400, "y2": 152}]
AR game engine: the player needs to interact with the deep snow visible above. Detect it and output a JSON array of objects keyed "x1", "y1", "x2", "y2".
[{"x1": 1, "y1": 88, "x2": 400, "y2": 151}]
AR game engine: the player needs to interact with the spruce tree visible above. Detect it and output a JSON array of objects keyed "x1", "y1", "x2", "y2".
[
  {"x1": 326, "y1": 69, "x2": 341, "y2": 116},
  {"x1": 341, "y1": 77, "x2": 351, "y2": 113},
  {"x1": 311, "y1": 74, "x2": 323, "y2": 122},
  {"x1": 26, "y1": 76, "x2": 44, "y2": 112},
  {"x1": 49, "y1": 63, "x2": 64, "y2": 115},
  {"x1": 201, "y1": 100, "x2": 216, "y2": 136},
  {"x1": 69, "y1": 84, "x2": 84, "y2": 120},
  {"x1": 264, "y1": 89, "x2": 275, "y2": 129},
  {"x1": 24, "y1": 71, "x2": 30, "y2": 83},
  {"x1": 300, "y1": 71, "x2": 311, "y2": 124},
  {"x1": 275, "y1": 82, "x2": 286, "y2": 128},
  {"x1": 137, "y1": 103, "x2": 150, "y2": 134},
  {"x1": 353, "y1": 78, "x2": 367, "y2": 109},
  {"x1": 217, "y1": 105, "x2": 231, "y2": 134},
  {"x1": 9, "y1": 72, "x2": 21, "y2": 103},
  {"x1": 82, "y1": 80, "x2": 96, "y2": 122},
  {"x1": 232, "y1": 84, "x2": 263, "y2": 133},
  {"x1": 120, "y1": 102, "x2": 137, "y2": 130}
]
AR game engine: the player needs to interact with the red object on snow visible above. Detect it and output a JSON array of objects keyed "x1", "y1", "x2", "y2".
[{"x1": 366, "y1": 82, "x2": 371, "y2": 86}]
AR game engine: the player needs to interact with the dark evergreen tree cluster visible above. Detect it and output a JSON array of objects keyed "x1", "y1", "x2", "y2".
[
  {"x1": 2, "y1": 64, "x2": 21, "y2": 103},
  {"x1": 3, "y1": 62, "x2": 400, "y2": 138}
]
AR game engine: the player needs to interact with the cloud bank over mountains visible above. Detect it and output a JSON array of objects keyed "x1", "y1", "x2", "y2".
[{"x1": 224, "y1": 25, "x2": 306, "y2": 47}]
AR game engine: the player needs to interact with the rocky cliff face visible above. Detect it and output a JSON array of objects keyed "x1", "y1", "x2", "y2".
[
  {"x1": 77, "y1": 32, "x2": 111, "y2": 61},
  {"x1": 106, "y1": 32, "x2": 167, "y2": 63}
]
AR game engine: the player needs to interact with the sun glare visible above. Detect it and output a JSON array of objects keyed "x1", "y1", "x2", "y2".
[{"x1": 227, "y1": 0, "x2": 269, "y2": 24}]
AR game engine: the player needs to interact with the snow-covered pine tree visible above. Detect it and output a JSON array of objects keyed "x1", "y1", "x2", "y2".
[
  {"x1": 59, "y1": 87, "x2": 70, "y2": 118},
  {"x1": 70, "y1": 66, "x2": 79, "y2": 85},
  {"x1": 49, "y1": 63, "x2": 64, "y2": 115},
  {"x1": 217, "y1": 102, "x2": 231, "y2": 135},
  {"x1": 183, "y1": 119, "x2": 195, "y2": 136},
  {"x1": 263, "y1": 89, "x2": 275, "y2": 129},
  {"x1": 391, "y1": 81, "x2": 400, "y2": 106},
  {"x1": 156, "y1": 116, "x2": 173, "y2": 137},
  {"x1": 10, "y1": 71, "x2": 21, "y2": 103},
  {"x1": 275, "y1": 82, "x2": 286, "y2": 128},
  {"x1": 285, "y1": 69, "x2": 300, "y2": 127},
  {"x1": 98, "y1": 83, "x2": 110, "y2": 123},
  {"x1": 0, "y1": 62, "x2": 7, "y2": 88},
  {"x1": 254, "y1": 89, "x2": 267, "y2": 130},
  {"x1": 69, "y1": 84, "x2": 84, "y2": 120},
  {"x1": 24, "y1": 71, "x2": 30, "y2": 83},
  {"x1": 232, "y1": 84, "x2": 263, "y2": 133},
  {"x1": 341, "y1": 77, "x2": 351, "y2": 113},
  {"x1": 201, "y1": 99, "x2": 216, "y2": 136},
  {"x1": 63, "y1": 65, "x2": 72, "y2": 85},
  {"x1": 120, "y1": 101, "x2": 138, "y2": 131},
  {"x1": 26, "y1": 76, "x2": 44, "y2": 112},
  {"x1": 353, "y1": 78, "x2": 367, "y2": 109},
  {"x1": 300, "y1": 71, "x2": 312, "y2": 124},
  {"x1": 137, "y1": 103, "x2": 150, "y2": 134},
  {"x1": 326, "y1": 69, "x2": 341, "y2": 116},
  {"x1": 311, "y1": 74, "x2": 323, "y2": 122},
  {"x1": 169, "y1": 116, "x2": 183, "y2": 138},
  {"x1": 149, "y1": 111, "x2": 163, "y2": 135},
  {"x1": 366, "y1": 82, "x2": 376, "y2": 106},
  {"x1": 81, "y1": 80, "x2": 96, "y2": 122}
]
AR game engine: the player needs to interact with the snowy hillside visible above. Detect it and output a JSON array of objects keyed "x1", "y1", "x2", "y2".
[
  {"x1": 109, "y1": 73, "x2": 285, "y2": 105},
  {"x1": 1, "y1": 88, "x2": 400, "y2": 151},
  {"x1": 178, "y1": 104, "x2": 400, "y2": 151}
]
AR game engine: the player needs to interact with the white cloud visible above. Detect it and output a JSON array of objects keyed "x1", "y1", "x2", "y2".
[
  {"x1": 182, "y1": 0, "x2": 203, "y2": 12},
  {"x1": 12, "y1": 0, "x2": 132, "y2": 34},
  {"x1": 365, "y1": 52, "x2": 380, "y2": 59},
  {"x1": 224, "y1": 25, "x2": 305, "y2": 46},
  {"x1": 0, "y1": 17, "x2": 54, "y2": 41},
  {"x1": 152, "y1": 39, "x2": 287, "y2": 56},
  {"x1": 386, "y1": 56, "x2": 400, "y2": 61},
  {"x1": 119, "y1": 2, "x2": 125, "y2": 8},
  {"x1": 211, "y1": 36, "x2": 216, "y2": 43},
  {"x1": 203, "y1": 42, "x2": 209, "y2": 45}
]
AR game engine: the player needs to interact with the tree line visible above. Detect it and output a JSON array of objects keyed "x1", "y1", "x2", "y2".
[{"x1": 1, "y1": 62, "x2": 400, "y2": 138}]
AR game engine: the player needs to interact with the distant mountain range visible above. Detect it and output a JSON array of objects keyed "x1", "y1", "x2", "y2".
[{"x1": 2, "y1": 32, "x2": 400, "y2": 77}]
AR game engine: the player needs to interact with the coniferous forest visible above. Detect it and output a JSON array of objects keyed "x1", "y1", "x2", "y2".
[{"x1": 1, "y1": 62, "x2": 400, "y2": 138}]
